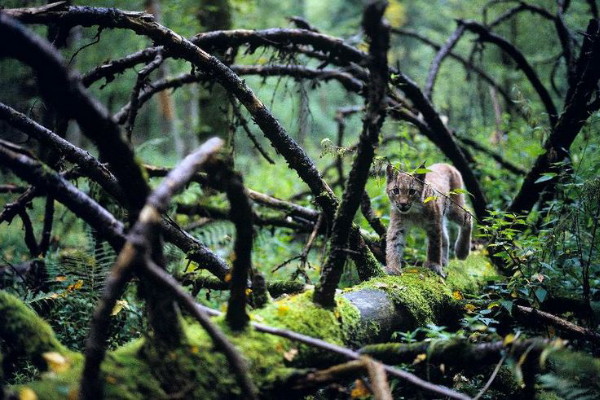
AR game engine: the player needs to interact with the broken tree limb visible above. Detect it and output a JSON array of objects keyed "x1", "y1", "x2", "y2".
[
  {"x1": 81, "y1": 138, "x2": 226, "y2": 399},
  {"x1": 314, "y1": 2, "x2": 390, "y2": 307}
]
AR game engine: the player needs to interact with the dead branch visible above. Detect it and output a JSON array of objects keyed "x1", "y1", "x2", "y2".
[
  {"x1": 196, "y1": 303, "x2": 473, "y2": 400},
  {"x1": 17, "y1": 208, "x2": 40, "y2": 257},
  {"x1": 38, "y1": 195, "x2": 54, "y2": 256},
  {"x1": 0, "y1": 13, "x2": 150, "y2": 217},
  {"x1": 455, "y1": 135, "x2": 526, "y2": 175},
  {"x1": 425, "y1": 24, "x2": 466, "y2": 99},
  {"x1": 391, "y1": 27, "x2": 519, "y2": 115},
  {"x1": 360, "y1": 337, "x2": 553, "y2": 371},
  {"x1": 487, "y1": 1, "x2": 555, "y2": 28},
  {"x1": 0, "y1": 102, "x2": 126, "y2": 204},
  {"x1": 125, "y1": 50, "x2": 163, "y2": 141},
  {"x1": 509, "y1": 19, "x2": 600, "y2": 215},
  {"x1": 0, "y1": 186, "x2": 39, "y2": 225},
  {"x1": 0, "y1": 141, "x2": 126, "y2": 249},
  {"x1": 0, "y1": 184, "x2": 27, "y2": 193},
  {"x1": 513, "y1": 304, "x2": 600, "y2": 344},
  {"x1": 314, "y1": 1, "x2": 389, "y2": 307},
  {"x1": 204, "y1": 157, "x2": 253, "y2": 331},
  {"x1": 81, "y1": 138, "x2": 227, "y2": 399},
  {"x1": 458, "y1": 19, "x2": 559, "y2": 127},
  {"x1": 229, "y1": 97, "x2": 275, "y2": 164}
]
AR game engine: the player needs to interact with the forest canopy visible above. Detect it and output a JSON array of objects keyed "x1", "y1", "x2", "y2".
[{"x1": 0, "y1": 0, "x2": 599, "y2": 399}]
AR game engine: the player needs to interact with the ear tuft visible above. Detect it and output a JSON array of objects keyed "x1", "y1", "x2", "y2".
[{"x1": 386, "y1": 164, "x2": 395, "y2": 182}]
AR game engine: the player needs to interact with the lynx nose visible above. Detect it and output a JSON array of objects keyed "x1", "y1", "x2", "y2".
[{"x1": 398, "y1": 203, "x2": 411, "y2": 212}]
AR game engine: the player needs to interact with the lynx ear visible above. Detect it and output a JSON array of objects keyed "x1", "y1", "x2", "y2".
[
  {"x1": 415, "y1": 162, "x2": 427, "y2": 182},
  {"x1": 386, "y1": 164, "x2": 396, "y2": 182}
]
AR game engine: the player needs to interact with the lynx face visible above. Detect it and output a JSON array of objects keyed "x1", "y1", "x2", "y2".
[{"x1": 386, "y1": 166, "x2": 425, "y2": 214}]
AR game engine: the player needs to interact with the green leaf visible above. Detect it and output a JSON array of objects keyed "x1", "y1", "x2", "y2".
[
  {"x1": 534, "y1": 173, "x2": 557, "y2": 184},
  {"x1": 423, "y1": 196, "x2": 438, "y2": 204},
  {"x1": 535, "y1": 288, "x2": 548, "y2": 303}
]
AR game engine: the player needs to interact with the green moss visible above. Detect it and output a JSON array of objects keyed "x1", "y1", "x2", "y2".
[
  {"x1": 350, "y1": 268, "x2": 456, "y2": 328},
  {"x1": 0, "y1": 291, "x2": 72, "y2": 371},
  {"x1": 445, "y1": 252, "x2": 499, "y2": 293},
  {"x1": 255, "y1": 290, "x2": 361, "y2": 366}
]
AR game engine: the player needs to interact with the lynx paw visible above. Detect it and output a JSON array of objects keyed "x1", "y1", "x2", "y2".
[{"x1": 425, "y1": 262, "x2": 447, "y2": 278}]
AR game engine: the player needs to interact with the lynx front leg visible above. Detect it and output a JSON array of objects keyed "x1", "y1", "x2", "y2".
[
  {"x1": 425, "y1": 220, "x2": 445, "y2": 277},
  {"x1": 386, "y1": 221, "x2": 406, "y2": 275},
  {"x1": 441, "y1": 219, "x2": 449, "y2": 266}
]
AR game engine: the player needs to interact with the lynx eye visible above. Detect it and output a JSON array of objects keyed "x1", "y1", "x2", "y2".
[
  {"x1": 408, "y1": 188, "x2": 417, "y2": 195},
  {"x1": 391, "y1": 188, "x2": 399, "y2": 195}
]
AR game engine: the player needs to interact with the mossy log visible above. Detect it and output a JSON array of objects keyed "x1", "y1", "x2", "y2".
[{"x1": 2, "y1": 254, "x2": 497, "y2": 399}]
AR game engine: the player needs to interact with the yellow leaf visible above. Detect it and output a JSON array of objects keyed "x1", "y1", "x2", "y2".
[
  {"x1": 224, "y1": 273, "x2": 232, "y2": 283},
  {"x1": 503, "y1": 333, "x2": 516, "y2": 346},
  {"x1": 189, "y1": 345, "x2": 199, "y2": 354},
  {"x1": 452, "y1": 290, "x2": 464, "y2": 300},
  {"x1": 423, "y1": 196, "x2": 438, "y2": 204},
  {"x1": 105, "y1": 376, "x2": 117, "y2": 384},
  {"x1": 19, "y1": 388, "x2": 38, "y2": 400},
  {"x1": 245, "y1": 288, "x2": 252, "y2": 296},
  {"x1": 55, "y1": 276, "x2": 67, "y2": 282},
  {"x1": 67, "y1": 280, "x2": 84, "y2": 291},
  {"x1": 277, "y1": 304, "x2": 290, "y2": 317},
  {"x1": 111, "y1": 300, "x2": 129, "y2": 316},
  {"x1": 464, "y1": 303, "x2": 477, "y2": 313},
  {"x1": 43, "y1": 352, "x2": 70, "y2": 373},
  {"x1": 413, "y1": 353, "x2": 427, "y2": 364},
  {"x1": 283, "y1": 348, "x2": 298, "y2": 362},
  {"x1": 350, "y1": 379, "x2": 370, "y2": 398},
  {"x1": 487, "y1": 301, "x2": 500, "y2": 309}
]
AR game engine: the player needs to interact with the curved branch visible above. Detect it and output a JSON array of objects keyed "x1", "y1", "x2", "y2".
[
  {"x1": 458, "y1": 19, "x2": 559, "y2": 127},
  {"x1": 391, "y1": 28, "x2": 519, "y2": 115},
  {"x1": 425, "y1": 24, "x2": 466, "y2": 99},
  {"x1": 0, "y1": 13, "x2": 150, "y2": 217},
  {"x1": 0, "y1": 102, "x2": 126, "y2": 204}
]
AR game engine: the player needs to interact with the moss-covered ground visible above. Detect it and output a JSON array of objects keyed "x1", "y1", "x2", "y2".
[{"x1": 2, "y1": 252, "x2": 497, "y2": 399}]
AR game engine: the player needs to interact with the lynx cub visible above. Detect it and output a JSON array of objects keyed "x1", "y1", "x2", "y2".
[{"x1": 385, "y1": 163, "x2": 472, "y2": 276}]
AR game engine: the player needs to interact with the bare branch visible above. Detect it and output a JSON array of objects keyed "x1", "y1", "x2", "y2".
[
  {"x1": 425, "y1": 24, "x2": 466, "y2": 99},
  {"x1": 81, "y1": 138, "x2": 225, "y2": 399},
  {"x1": 0, "y1": 13, "x2": 150, "y2": 217},
  {"x1": 0, "y1": 141, "x2": 125, "y2": 249},
  {"x1": 458, "y1": 19, "x2": 559, "y2": 127},
  {"x1": 204, "y1": 158, "x2": 253, "y2": 331},
  {"x1": 314, "y1": 1, "x2": 389, "y2": 307}
]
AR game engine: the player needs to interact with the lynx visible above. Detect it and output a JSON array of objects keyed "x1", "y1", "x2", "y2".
[{"x1": 385, "y1": 163, "x2": 472, "y2": 276}]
